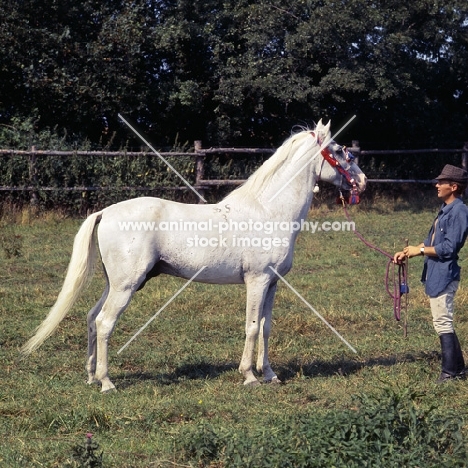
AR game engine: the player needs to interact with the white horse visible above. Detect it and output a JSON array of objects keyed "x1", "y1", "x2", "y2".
[{"x1": 21, "y1": 120, "x2": 366, "y2": 392}]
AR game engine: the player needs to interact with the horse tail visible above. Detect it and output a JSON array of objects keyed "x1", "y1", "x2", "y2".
[{"x1": 21, "y1": 210, "x2": 103, "y2": 356}]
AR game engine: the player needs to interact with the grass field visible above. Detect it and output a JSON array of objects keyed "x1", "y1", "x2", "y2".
[{"x1": 1, "y1": 189, "x2": 468, "y2": 466}]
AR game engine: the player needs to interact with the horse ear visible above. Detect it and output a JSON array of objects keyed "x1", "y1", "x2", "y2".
[{"x1": 324, "y1": 120, "x2": 331, "y2": 135}]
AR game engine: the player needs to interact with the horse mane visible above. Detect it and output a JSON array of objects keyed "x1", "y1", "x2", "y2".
[{"x1": 224, "y1": 121, "x2": 330, "y2": 202}]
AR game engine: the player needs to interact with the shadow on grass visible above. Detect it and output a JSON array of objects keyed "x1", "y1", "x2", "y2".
[
  {"x1": 277, "y1": 349, "x2": 441, "y2": 380},
  {"x1": 114, "y1": 361, "x2": 238, "y2": 389},
  {"x1": 113, "y1": 350, "x2": 441, "y2": 389}
]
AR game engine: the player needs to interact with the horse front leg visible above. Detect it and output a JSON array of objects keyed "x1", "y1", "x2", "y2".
[
  {"x1": 256, "y1": 282, "x2": 280, "y2": 383},
  {"x1": 239, "y1": 277, "x2": 270, "y2": 386}
]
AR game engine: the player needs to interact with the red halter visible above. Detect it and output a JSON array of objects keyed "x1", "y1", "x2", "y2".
[{"x1": 319, "y1": 143, "x2": 360, "y2": 205}]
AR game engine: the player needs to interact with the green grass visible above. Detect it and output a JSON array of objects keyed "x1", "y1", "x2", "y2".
[{"x1": 1, "y1": 191, "x2": 468, "y2": 466}]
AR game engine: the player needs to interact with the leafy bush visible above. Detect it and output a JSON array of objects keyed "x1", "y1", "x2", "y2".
[
  {"x1": 0, "y1": 115, "x2": 465, "y2": 212},
  {"x1": 175, "y1": 388, "x2": 467, "y2": 467},
  {"x1": 68, "y1": 433, "x2": 103, "y2": 468},
  {"x1": 0, "y1": 116, "x2": 273, "y2": 210}
]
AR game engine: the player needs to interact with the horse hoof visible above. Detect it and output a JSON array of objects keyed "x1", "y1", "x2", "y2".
[
  {"x1": 265, "y1": 376, "x2": 282, "y2": 384},
  {"x1": 100, "y1": 381, "x2": 117, "y2": 393},
  {"x1": 101, "y1": 386, "x2": 117, "y2": 394},
  {"x1": 243, "y1": 379, "x2": 261, "y2": 387}
]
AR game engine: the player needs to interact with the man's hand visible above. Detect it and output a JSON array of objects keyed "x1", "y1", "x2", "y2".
[
  {"x1": 394, "y1": 251, "x2": 407, "y2": 264},
  {"x1": 404, "y1": 245, "x2": 423, "y2": 258},
  {"x1": 394, "y1": 244, "x2": 425, "y2": 263}
]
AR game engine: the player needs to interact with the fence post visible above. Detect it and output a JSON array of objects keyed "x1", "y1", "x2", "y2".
[
  {"x1": 462, "y1": 142, "x2": 468, "y2": 196},
  {"x1": 462, "y1": 141, "x2": 468, "y2": 171},
  {"x1": 194, "y1": 140, "x2": 205, "y2": 203},
  {"x1": 29, "y1": 146, "x2": 39, "y2": 208},
  {"x1": 350, "y1": 140, "x2": 360, "y2": 166}
]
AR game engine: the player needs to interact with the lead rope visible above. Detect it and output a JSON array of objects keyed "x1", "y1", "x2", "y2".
[{"x1": 340, "y1": 194, "x2": 409, "y2": 329}]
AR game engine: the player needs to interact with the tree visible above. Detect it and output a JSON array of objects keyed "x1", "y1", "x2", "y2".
[
  {"x1": 206, "y1": 0, "x2": 468, "y2": 146},
  {"x1": 0, "y1": 1, "x2": 158, "y2": 147},
  {"x1": 0, "y1": 0, "x2": 467, "y2": 148}
]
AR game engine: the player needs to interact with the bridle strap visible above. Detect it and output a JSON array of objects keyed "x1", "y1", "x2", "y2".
[
  {"x1": 320, "y1": 147, "x2": 356, "y2": 189},
  {"x1": 341, "y1": 201, "x2": 408, "y2": 322},
  {"x1": 310, "y1": 131, "x2": 359, "y2": 204}
]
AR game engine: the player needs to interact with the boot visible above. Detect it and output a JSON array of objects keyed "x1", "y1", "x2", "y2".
[
  {"x1": 454, "y1": 332, "x2": 466, "y2": 379},
  {"x1": 437, "y1": 333, "x2": 458, "y2": 383}
]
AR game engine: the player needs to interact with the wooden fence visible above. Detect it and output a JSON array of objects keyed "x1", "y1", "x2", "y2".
[{"x1": 1, "y1": 140, "x2": 468, "y2": 204}]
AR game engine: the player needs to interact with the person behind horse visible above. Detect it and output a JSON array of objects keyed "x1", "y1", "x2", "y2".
[{"x1": 394, "y1": 164, "x2": 468, "y2": 382}]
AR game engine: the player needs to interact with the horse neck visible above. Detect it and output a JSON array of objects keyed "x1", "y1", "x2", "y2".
[
  {"x1": 256, "y1": 155, "x2": 319, "y2": 221},
  {"x1": 224, "y1": 135, "x2": 324, "y2": 221}
]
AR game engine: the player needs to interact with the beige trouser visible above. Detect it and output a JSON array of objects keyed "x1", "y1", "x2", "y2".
[{"x1": 429, "y1": 281, "x2": 459, "y2": 335}]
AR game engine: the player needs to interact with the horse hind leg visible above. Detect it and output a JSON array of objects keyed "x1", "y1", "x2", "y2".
[
  {"x1": 94, "y1": 288, "x2": 135, "y2": 392},
  {"x1": 86, "y1": 283, "x2": 110, "y2": 385}
]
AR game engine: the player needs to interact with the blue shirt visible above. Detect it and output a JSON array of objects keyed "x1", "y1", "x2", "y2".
[{"x1": 421, "y1": 197, "x2": 468, "y2": 297}]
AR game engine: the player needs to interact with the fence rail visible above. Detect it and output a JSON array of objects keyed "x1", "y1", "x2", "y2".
[{"x1": 1, "y1": 141, "x2": 468, "y2": 200}]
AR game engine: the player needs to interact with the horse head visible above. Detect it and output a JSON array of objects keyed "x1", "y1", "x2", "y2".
[
  {"x1": 313, "y1": 120, "x2": 367, "y2": 197},
  {"x1": 328, "y1": 142, "x2": 367, "y2": 193}
]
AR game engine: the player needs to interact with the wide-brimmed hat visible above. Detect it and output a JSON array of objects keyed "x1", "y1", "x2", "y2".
[{"x1": 434, "y1": 164, "x2": 468, "y2": 184}]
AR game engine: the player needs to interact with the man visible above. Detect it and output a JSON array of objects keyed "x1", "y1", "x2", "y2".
[{"x1": 394, "y1": 164, "x2": 468, "y2": 382}]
